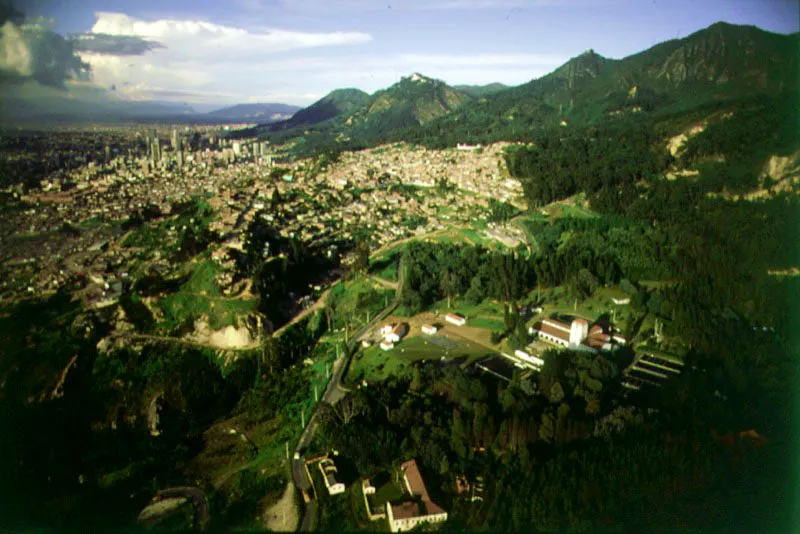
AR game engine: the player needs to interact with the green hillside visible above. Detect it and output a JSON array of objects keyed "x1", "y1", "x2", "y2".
[
  {"x1": 345, "y1": 73, "x2": 471, "y2": 138},
  {"x1": 392, "y1": 22, "x2": 799, "y2": 147}
]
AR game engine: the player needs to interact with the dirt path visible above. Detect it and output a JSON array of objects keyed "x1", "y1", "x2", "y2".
[
  {"x1": 271, "y1": 283, "x2": 337, "y2": 337},
  {"x1": 264, "y1": 481, "x2": 299, "y2": 532},
  {"x1": 369, "y1": 275, "x2": 398, "y2": 290}
]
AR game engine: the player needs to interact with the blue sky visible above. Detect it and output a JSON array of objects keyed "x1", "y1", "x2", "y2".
[{"x1": 16, "y1": 0, "x2": 800, "y2": 108}]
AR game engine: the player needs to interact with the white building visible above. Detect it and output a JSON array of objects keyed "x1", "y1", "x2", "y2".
[
  {"x1": 421, "y1": 324, "x2": 437, "y2": 335},
  {"x1": 385, "y1": 323, "x2": 408, "y2": 344},
  {"x1": 445, "y1": 313, "x2": 466, "y2": 327},
  {"x1": 531, "y1": 317, "x2": 624, "y2": 353},
  {"x1": 569, "y1": 318, "x2": 589, "y2": 346},
  {"x1": 319, "y1": 458, "x2": 345, "y2": 495},
  {"x1": 386, "y1": 460, "x2": 448, "y2": 533},
  {"x1": 514, "y1": 349, "x2": 544, "y2": 369},
  {"x1": 380, "y1": 340, "x2": 395, "y2": 351}
]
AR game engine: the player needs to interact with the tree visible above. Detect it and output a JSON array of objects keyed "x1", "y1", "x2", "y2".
[
  {"x1": 440, "y1": 269, "x2": 460, "y2": 309},
  {"x1": 439, "y1": 454, "x2": 451, "y2": 475},
  {"x1": 332, "y1": 393, "x2": 366, "y2": 426}
]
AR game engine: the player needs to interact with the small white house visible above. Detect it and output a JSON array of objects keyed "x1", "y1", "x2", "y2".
[
  {"x1": 421, "y1": 324, "x2": 437, "y2": 335},
  {"x1": 361, "y1": 340, "x2": 372, "y2": 349},
  {"x1": 445, "y1": 313, "x2": 466, "y2": 327},
  {"x1": 319, "y1": 459, "x2": 345, "y2": 496},
  {"x1": 385, "y1": 323, "x2": 408, "y2": 343},
  {"x1": 381, "y1": 324, "x2": 394, "y2": 336},
  {"x1": 612, "y1": 297, "x2": 631, "y2": 305},
  {"x1": 380, "y1": 340, "x2": 395, "y2": 351}
]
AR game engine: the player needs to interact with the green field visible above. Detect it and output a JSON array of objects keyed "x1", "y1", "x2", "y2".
[
  {"x1": 369, "y1": 251, "x2": 400, "y2": 282},
  {"x1": 156, "y1": 260, "x2": 258, "y2": 333},
  {"x1": 431, "y1": 298, "x2": 505, "y2": 325},
  {"x1": 542, "y1": 202, "x2": 598, "y2": 219},
  {"x1": 327, "y1": 277, "x2": 394, "y2": 331},
  {"x1": 347, "y1": 334, "x2": 493, "y2": 384},
  {"x1": 370, "y1": 478, "x2": 405, "y2": 509}
]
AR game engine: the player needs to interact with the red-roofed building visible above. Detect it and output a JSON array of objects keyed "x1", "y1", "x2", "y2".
[
  {"x1": 386, "y1": 459, "x2": 448, "y2": 532},
  {"x1": 530, "y1": 317, "x2": 621, "y2": 353}
]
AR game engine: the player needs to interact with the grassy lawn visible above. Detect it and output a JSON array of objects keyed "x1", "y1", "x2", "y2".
[
  {"x1": 369, "y1": 251, "x2": 400, "y2": 282},
  {"x1": 347, "y1": 333, "x2": 494, "y2": 384},
  {"x1": 156, "y1": 259, "x2": 258, "y2": 333},
  {"x1": 371, "y1": 479, "x2": 405, "y2": 509},
  {"x1": 539, "y1": 199, "x2": 598, "y2": 220},
  {"x1": 327, "y1": 276, "x2": 394, "y2": 331},
  {"x1": 468, "y1": 317, "x2": 506, "y2": 331},
  {"x1": 431, "y1": 298, "x2": 505, "y2": 324}
]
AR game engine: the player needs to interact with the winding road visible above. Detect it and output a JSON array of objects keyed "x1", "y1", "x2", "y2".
[{"x1": 291, "y1": 256, "x2": 404, "y2": 531}]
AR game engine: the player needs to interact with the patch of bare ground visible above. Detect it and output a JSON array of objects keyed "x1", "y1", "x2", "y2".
[{"x1": 263, "y1": 482, "x2": 298, "y2": 532}]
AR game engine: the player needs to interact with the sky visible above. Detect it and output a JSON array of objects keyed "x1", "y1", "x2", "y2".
[{"x1": 7, "y1": 0, "x2": 800, "y2": 109}]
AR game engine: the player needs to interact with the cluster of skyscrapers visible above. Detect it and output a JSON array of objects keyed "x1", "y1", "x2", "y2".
[{"x1": 138, "y1": 129, "x2": 273, "y2": 176}]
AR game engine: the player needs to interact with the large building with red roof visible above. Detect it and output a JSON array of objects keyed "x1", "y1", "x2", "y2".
[
  {"x1": 386, "y1": 459, "x2": 448, "y2": 532},
  {"x1": 530, "y1": 317, "x2": 626, "y2": 353}
]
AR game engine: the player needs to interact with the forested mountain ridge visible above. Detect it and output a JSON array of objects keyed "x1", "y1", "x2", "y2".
[
  {"x1": 390, "y1": 22, "x2": 799, "y2": 147},
  {"x1": 271, "y1": 88, "x2": 369, "y2": 131},
  {"x1": 244, "y1": 22, "x2": 798, "y2": 154},
  {"x1": 237, "y1": 88, "x2": 370, "y2": 140},
  {"x1": 344, "y1": 73, "x2": 471, "y2": 136}
]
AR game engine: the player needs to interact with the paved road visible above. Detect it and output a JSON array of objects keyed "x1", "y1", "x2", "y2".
[
  {"x1": 292, "y1": 253, "x2": 404, "y2": 532},
  {"x1": 292, "y1": 352, "x2": 348, "y2": 531}
]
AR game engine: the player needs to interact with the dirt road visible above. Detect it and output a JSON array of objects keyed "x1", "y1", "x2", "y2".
[{"x1": 264, "y1": 482, "x2": 299, "y2": 532}]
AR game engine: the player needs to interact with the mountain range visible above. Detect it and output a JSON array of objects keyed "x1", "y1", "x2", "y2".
[
  {"x1": 0, "y1": 83, "x2": 301, "y2": 126},
  {"x1": 2, "y1": 21, "x2": 796, "y2": 139},
  {"x1": 202, "y1": 103, "x2": 300, "y2": 123},
  {"x1": 242, "y1": 22, "x2": 797, "y2": 151}
]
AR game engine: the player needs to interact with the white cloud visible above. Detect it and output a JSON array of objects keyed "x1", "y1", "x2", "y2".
[
  {"x1": 78, "y1": 12, "x2": 372, "y2": 103},
  {"x1": 75, "y1": 12, "x2": 566, "y2": 106},
  {"x1": 0, "y1": 21, "x2": 32, "y2": 76},
  {"x1": 279, "y1": 0, "x2": 587, "y2": 12},
  {"x1": 87, "y1": 12, "x2": 371, "y2": 58}
]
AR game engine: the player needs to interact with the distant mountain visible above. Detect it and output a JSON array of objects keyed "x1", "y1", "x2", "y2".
[
  {"x1": 267, "y1": 88, "x2": 369, "y2": 132},
  {"x1": 409, "y1": 22, "x2": 799, "y2": 144},
  {"x1": 453, "y1": 83, "x2": 509, "y2": 98},
  {"x1": 242, "y1": 75, "x2": 470, "y2": 145},
  {"x1": 0, "y1": 80, "x2": 197, "y2": 124},
  {"x1": 203, "y1": 103, "x2": 300, "y2": 123}
]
